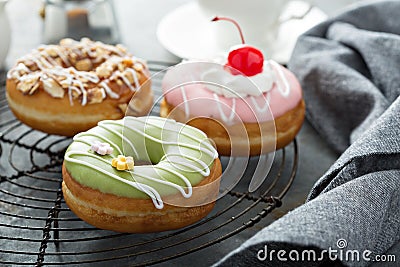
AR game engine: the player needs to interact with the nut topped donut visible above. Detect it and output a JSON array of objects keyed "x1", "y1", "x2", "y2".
[
  {"x1": 6, "y1": 38, "x2": 153, "y2": 136},
  {"x1": 62, "y1": 116, "x2": 222, "y2": 233}
]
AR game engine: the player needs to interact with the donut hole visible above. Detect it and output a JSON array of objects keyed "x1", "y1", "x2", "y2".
[
  {"x1": 143, "y1": 117, "x2": 215, "y2": 176},
  {"x1": 121, "y1": 118, "x2": 164, "y2": 164},
  {"x1": 134, "y1": 160, "x2": 153, "y2": 166}
]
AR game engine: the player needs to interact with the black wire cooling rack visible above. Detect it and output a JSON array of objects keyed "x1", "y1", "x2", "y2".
[{"x1": 0, "y1": 61, "x2": 298, "y2": 266}]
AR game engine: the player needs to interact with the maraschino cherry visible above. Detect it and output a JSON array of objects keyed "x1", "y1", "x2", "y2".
[{"x1": 212, "y1": 16, "x2": 264, "y2": 77}]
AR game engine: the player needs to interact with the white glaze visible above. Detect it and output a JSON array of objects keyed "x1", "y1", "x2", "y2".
[
  {"x1": 175, "y1": 60, "x2": 291, "y2": 124},
  {"x1": 180, "y1": 86, "x2": 190, "y2": 120},
  {"x1": 213, "y1": 93, "x2": 236, "y2": 123},
  {"x1": 270, "y1": 60, "x2": 290, "y2": 97},
  {"x1": 201, "y1": 62, "x2": 275, "y2": 98}
]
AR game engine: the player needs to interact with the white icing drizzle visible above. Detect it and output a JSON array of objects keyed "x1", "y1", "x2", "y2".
[
  {"x1": 7, "y1": 63, "x2": 30, "y2": 79},
  {"x1": 74, "y1": 78, "x2": 88, "y2": 106},
  {"x1": 139, "y1": 116, "x2": 218, "y2": 159},
  {"x1": 161, "y1": 153, "x2": 212, "y2": 177},
  {"x1": 97, "y1": 122, "x2": 139, "y2": 158},
  {"x1": 250, "y1": 93, "x2": 271, "y2": 113},
  {"x1": 40, "y1": 51, "x2": 59, "y2": 66},
  {"x1": 213, "y1": 93, "x2": 236, "y2": 123},
  {"x1": 129, "y1": 171, "x2": 192, "y2": 199},
  {"x1": 31, "y1": 57, "x2": 46, "y2": 70},
  {"x1": 73, "y1": 132, "x2": 123, "y2": 155},
  {"x1": 270, "y1": 60, "x2": 290, "y2": 98},
  {"x1": 126, "y1": 68, "x2": 140, "y2": 90},
  {"x1": 118, "y1": 71, "x2": 135, "y2": 91},
  {"x1": 100, "y1": 81, "x2": 119, "y2": 99},
  {"x1": 18, "y1": 72, "x2": 40, "y2": 82},
  {"x1": 65, "y1": 117, "x2": 218, "y2": 209},
  {"x1": 55, "y1": 49, "x2": 71, "y2": 65},
  {"x1": 122, "y1": 117, "x2": 217, "y2": 159},
  {"x1": 70, "y1": 68, "x2": 100, "y2": 83},
  {"x1": 111, "y1": 70, "x2": 140, "y2": 92},
  {"x1": 38, "y1": 56, "x2": 53, "y2": 69},
  {"x1": 180, "y1": 86, "x2": 190, "y2": 120},
  {"x1": 65, "y1": 151, "x2": 164, "y2": 209}
]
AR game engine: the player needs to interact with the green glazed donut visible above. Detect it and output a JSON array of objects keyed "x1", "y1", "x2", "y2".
[{"x1": 63, "y1": 116, "x2": 219, "y2": 209}]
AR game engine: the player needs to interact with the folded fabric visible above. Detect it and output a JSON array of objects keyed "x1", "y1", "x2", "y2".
[{"x1": 215, "y1": 1, "x2": 400, "y2": 266}]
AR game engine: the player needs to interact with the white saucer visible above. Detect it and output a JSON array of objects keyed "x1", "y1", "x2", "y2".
[{"x1": 157, "y1": 1, "x2": 327, "y2": 64}]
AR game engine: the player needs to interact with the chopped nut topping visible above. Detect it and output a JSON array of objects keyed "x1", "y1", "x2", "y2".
[
  {"x1": 72, "y1": 80, "x2": 84, "y2": 88},
  {"x1": 116, "y1": 44, "x2": 127, "y2": 53},
  {"x1": 79, "y1": 77, "x2": 88, "y2": 83},
  {"x1": 122, "y1": 58, "x2": 133, "y2": 68},
  {"x1": 71, "y1": 88, "x2": 81, "y2": 99},
  {"x1": 58, "y1": 76, "x2": 67, "y2": 81},
  {"x1": 9, "y1": 38, "x2": 145, "y2": 106},
  {"x1": 55, "y1": 57, "x2": 63, "y2": 66},
  {"x1": 42, "y1": 77, "x2": 65, "y2": 98},
  {"x1": 21, "y1": 60, "x2": 34, "y2": 68},
  {"x1": 118, "y1": 63, "x2": 124, "y2": 72},
  {"x1": 118, "y1": 103, "x2": 128, "y2": 113},
  {"x1": 16, "y1": 75, "x2": 40, "y2": 94},
  {"x1": 60, "y1": 81, "x2": 70, "y2": 89},
  {"x1": 46, "y1": 46, "x2": 58, "y2": 57},
  {"x1": 87, "y1": 87, "x2": 105, "y2": 104},
  {"x1": 133, "y1": 63, "x2": 143, "y2": 72},
  {"x1": 96, "y1": 64, "x2": 112, "y2": 78},
  {"x1": 96, "y1": 47, "x2": 106, "y2": 56},
  {"x1": 10, "y1": 71, "x2": 20, "y2": 79},
  {"x1": 69, "y1": 53, "x2": 78, "y2": 64},
  {"x1": 75, "y1": 59, "x2": 92, "y2": 71},
  {"x1": 60, "y1": 38, "x2": 74, "y2": 46},
  {"x1": 81, "y1": 37, "x2": 91, "y2": 45},
  {"x1": 29, "y1": 83, "x2": 40, "y2": 95}
]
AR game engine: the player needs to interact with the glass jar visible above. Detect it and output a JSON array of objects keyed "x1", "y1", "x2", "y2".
[{"x1": 43, "y1": 0, "x2": 120, "y2": 44}]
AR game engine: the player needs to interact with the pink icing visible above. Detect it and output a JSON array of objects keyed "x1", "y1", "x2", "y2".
[{"x1": 162, "y1": 61, "x2": 303, "y2": 124}]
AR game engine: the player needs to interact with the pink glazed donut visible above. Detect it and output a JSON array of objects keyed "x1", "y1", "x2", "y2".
[{"x1": 160, "y1": 56, "x2": 305, "y2": 156}]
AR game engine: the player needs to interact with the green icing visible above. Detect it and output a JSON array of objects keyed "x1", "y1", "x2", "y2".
[{"x1": 64, "y1": 116, "x2": 217, "y2": 199}]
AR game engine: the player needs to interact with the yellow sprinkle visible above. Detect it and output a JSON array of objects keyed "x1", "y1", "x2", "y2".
[
  {"x1": 111, "y1": 158, "x2": 118, "y2": 167},
  {"x1": 117, "y1": 161, "x2": 126, "y2": 170},
  {"x1": 111, "y1": 155, "x2": 135, "y2": 171}
]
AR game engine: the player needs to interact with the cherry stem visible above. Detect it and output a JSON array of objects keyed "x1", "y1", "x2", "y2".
[{"x1": 211, "y1": 16, "x2": 245, "y2": 44}]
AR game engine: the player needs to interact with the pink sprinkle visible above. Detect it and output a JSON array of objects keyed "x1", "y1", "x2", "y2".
[{"x1": 91, "y1": 141, "x2": 113, "y2": 155}]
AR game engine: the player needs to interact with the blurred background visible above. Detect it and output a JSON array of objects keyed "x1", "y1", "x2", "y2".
[{"x1": 4, "y1": 0, "x2": 367, "y2": 67}]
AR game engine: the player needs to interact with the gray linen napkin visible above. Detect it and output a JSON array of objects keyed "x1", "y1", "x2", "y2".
[{"x1": 215, "y1": 1, "x2": 400, "y2": 266}]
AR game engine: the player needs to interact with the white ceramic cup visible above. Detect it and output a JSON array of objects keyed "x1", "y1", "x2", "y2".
[
  {"x1": 0, "y1": 0, "x2": 10, "y2": 69},
  {"x1": 197, "y1": 0, "x2": 290, "y2": 54}
]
